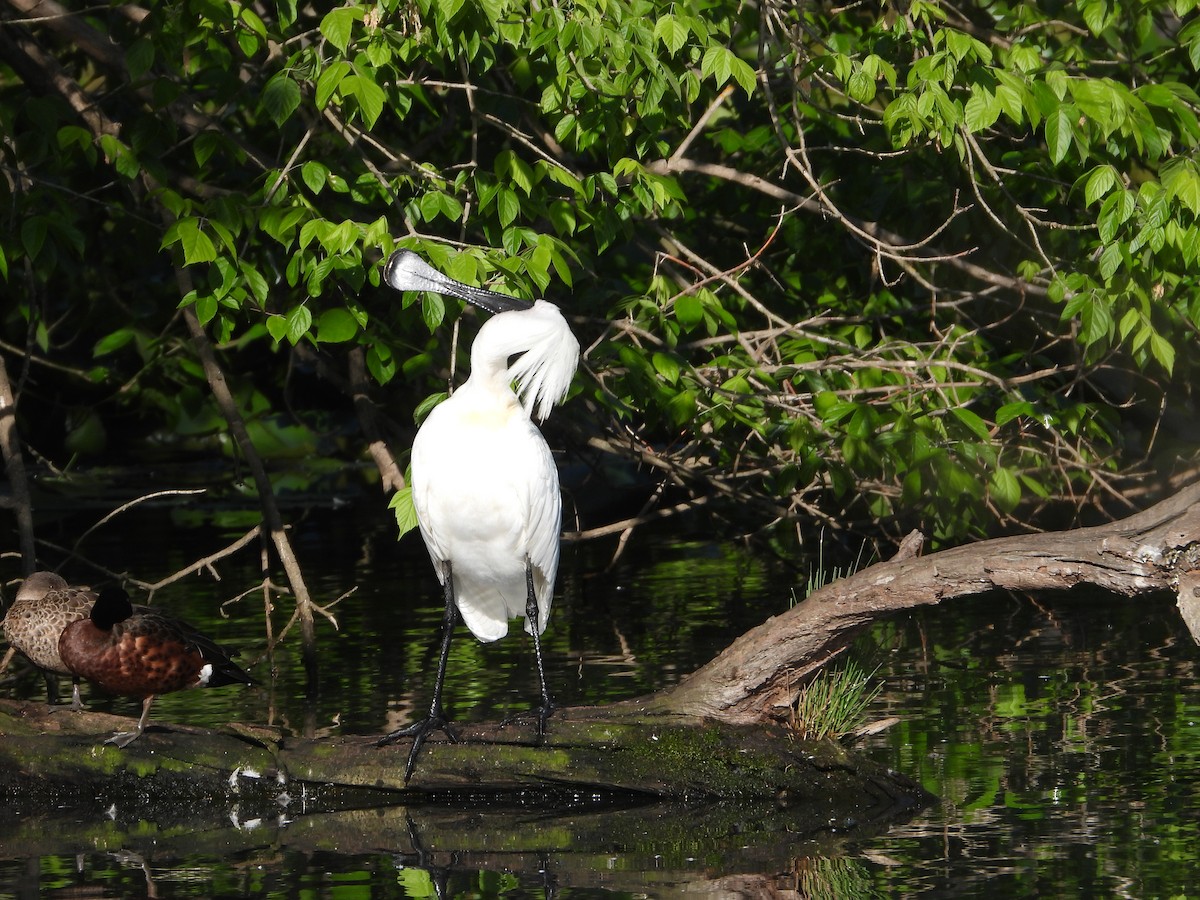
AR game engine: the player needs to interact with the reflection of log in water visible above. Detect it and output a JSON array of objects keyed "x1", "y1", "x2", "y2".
[{"x1": 0, "y1": 696, "x2": 931, "y2": 890}]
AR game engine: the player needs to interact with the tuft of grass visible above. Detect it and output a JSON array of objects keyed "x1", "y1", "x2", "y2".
[
  {"x1": 788, "y1": 533, "x2": 883, "y2": 741},
  {"x1": 790, "y1": 531, "x2": 871, "y2": 608},
  {"x1": 789, "y1": 660, "x2": 882, "y2": 741}
]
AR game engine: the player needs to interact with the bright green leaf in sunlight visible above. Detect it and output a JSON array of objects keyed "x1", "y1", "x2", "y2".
[
  {"x1": 320, "y1": 7, "x2": 360, "y2": 53},
  {"x1": 964, "y1": 86, "x2": 1000, "y2": 132},
  {"x1": 1045, "y1": 105, "x2": 1074, "y2": 166},
  {"x1": 675, "y1": 294, "x2": 703, "y2": 327},
  {"x1": 316, "y1": 308, "x2": 359, "y2": 343},
  {"x1": 195, "y1": 293, "x2": 218, "y2": 326},
  {"x1": 285, "y1": 305, "x2": 313, "y2": 344},
  {"x1": 420, "y1": 292, "x2": 445, "y2": 333},
  {"x1": 1150, "y1": 330, "x2": 1176, "y2": 372},
  {"x1": 652, "y1": 351, "x2": 682, "y2": 384},
  {"x1": 343, "y1": 74, "x2": 386, "y2": 128},
  {"x1": 266, "y1": 314, "x2": 288, "y2": 344},
  {"x1": 170, "y1": 218, "x2": 217, "y2": 265},
  {"x1": 413, "y1": 391, "x2": 447, "y2": 425},
  {"x1": 700, "y1": 45, "x2": 756, "y2": 94},
  {"x1": 654, "y1": 15, "x2": 688, "y2": 55},
  {"x1": 389, "y1": 485, "x2": 420, "y2": 539},
  {"x1": 302, "y1": 160, "x2": 331, "y2": 195},
  {"x1": 1160, "y1": 157, "x2": 1200, "y2": 218},
  {"x1": 316, "y1": 60, "x2": 351, "y2": 109},
  {"x1": 1082, "y1": 164, "x2": 1117, "y2": 207}
]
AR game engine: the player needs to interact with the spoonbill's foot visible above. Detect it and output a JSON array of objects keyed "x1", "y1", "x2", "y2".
[
  {"x1": 378, "y1": 715, "x2": 460, "y2": 782},
  {"x1": 500, "y1": 701, "x2": 556, "y2": 739}
]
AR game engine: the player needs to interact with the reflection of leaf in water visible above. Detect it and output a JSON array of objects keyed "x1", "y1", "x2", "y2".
[{"x1": 396, "y1": 867, "x2": 438, "y2": 898}]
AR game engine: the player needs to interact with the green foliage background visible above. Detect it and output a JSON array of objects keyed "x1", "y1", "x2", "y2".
[{"x1": 3, "y1": 0, "x2": 1200, "y2": 546}]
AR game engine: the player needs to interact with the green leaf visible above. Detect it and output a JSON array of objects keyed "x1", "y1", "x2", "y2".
[
  {"x1": 126, "y1": 37, "x2": 155, "y2": 79},
  {"x1": 964, "y1": 86, "x2": 1000, "y2": 132},
  {"x1": 651, "y1": 351, "x2": 682, "y2": 384},
  {"x1": 654, "y1": 15, "x2": 688, "y2": 55},
  {"x1": 1098, "y1": 189, "x2": 1135, "y2": 242},
  {"x1": 343, "y1": 73, "x2": 386, "y2": 128},
  {"x1": 1097, "y1": 242, "x2": 1123, "y2": 281},
  {"x1": 262, "y1": 73, "x2": 301, "y2": 125},
  {"x1": 675, "y1": 294, "x2": 703, "y2": 327},
  {"x1": 413, "y1": 390, "x2": 447, "y2": 424},
  {"x1": 995, "y1": 401, "x2": 1035, "y2": 426},
  {"x1": 1161, "y1": 157, "x2": 1200, "y2": 217},
  {"x1": 1149, "y1": 330, "x2": 1176, "y2": 372},
  {"x1": 175, "y1": 218, "x2": 217, "y2": 265},
  {"x1": 847, "y1": 68, "x2": 876, "y2": 104},
  {"x1": 388, "y1": 485, "x2": 420, "y2": 539},
  {"x1": 1078, "y1": 0, "x2": 1112, "y2": 35},
  {"x1": 701, "y1": 46, "x2": 733, "y2": 89},
  {"x1": 195, "y1": 293, "x2": 218, "y2": 326},
  {"x1": 1045, "y1": 105, "x2": 1073, "y2": 166},
  {"x1": 266, "y1": 314, "x2": 287, "y2": 344},
  {"x1": 316, "y1": 60, "x2": 352, "y2": 109},
  {"x1": 420, "y1": 293, "x2": 445, "y2": 332},
  {"x1": 301, "y1": 161, "x2": 328, "y2": 194},
  {"x1": 285, "y1": 305, "x2": 313, "y2": 344},
  {"x1": 93, "y1": 329, "x2": 137, "y2": 357},
  {"x1": 20, "y1": 216, "x2": 46, "y2": 260},
  {"x1": 316, "y1": 308, "x2": 359, "y2": 343},
  {"x1": 496, "y1": 186, "x2": 520, "y2": 227},
  {"x1": 366, "y1": 344, "x2": 396, "y2": 385},
  {"x1": 1083, "y1": 164, "x2": 1117, "y2": 206},
  {"x1": 990, "y1": 467, "x2": 1021, "y2": 512},
  {"x1": 950, "y1": 406, "x2": 991, "y2": 441},
  {"x1": 320, "y1": 7, "x2": 360, "y2": 53}
]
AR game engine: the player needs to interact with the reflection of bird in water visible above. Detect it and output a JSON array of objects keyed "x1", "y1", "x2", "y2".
[
  {"x1": 378, "y1": 250, "x2": 579, "y2": 782},
  {"x1": 2, "y1": 571, "x2": 95, "y2": 708},
  {"x1": 58, "y1": 585, "x2": 255, "y2": 747}
]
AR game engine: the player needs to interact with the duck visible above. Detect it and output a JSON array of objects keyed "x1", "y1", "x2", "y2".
[
  {"x1": 2, "y1": 571, "x2": 96, "y2": 708},
  {"x1": 58, "y1": 584, "x2": 256, "y2": 747}
]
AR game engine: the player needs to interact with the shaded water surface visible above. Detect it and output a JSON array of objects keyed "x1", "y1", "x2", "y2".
[{"x1": 2, "y1": 494, "x2": 1199, "y2": 897}]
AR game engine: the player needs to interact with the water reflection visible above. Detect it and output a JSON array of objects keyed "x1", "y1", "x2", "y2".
[
  {"x1": 858, "y1": 589, "x2": 1200, "y2": 897},
  {"x1": 6, "y1": 496, "x2": 1200, "y2": 896}
]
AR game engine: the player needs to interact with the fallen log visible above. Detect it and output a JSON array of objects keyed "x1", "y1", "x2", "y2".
[
  {"x1": 0, "y1": 697, "x2": 927, "y2": 809},
  {"x1": 0, "y1": 694, "x2": 932, "y2": 882}
]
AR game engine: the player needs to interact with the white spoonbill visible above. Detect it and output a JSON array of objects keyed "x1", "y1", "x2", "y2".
[{"x1": 378, "y1": 249, "x2": 579, "y2": 782}]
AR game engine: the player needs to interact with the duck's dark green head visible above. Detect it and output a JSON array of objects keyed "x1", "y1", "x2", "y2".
[{"x1": 92, "y1": 586, "x2": 134, "y2": 629}]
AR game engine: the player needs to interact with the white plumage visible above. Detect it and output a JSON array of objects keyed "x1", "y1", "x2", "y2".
[
  {"x1": 377, "y1": 249, "x2": 579, "y2": 782},
  {"x1": 411, "y1": 299, "x2": 576, "y2": 641}
]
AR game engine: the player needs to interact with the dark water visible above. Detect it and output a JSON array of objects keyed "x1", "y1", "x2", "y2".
[{"x1": 2, "y1": 489, "x2": 1199, "y2": 897}]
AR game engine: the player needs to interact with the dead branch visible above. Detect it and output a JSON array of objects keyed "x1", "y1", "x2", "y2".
[{"x1": 0, "y1": 356, "x2": 34, "y2": 571}]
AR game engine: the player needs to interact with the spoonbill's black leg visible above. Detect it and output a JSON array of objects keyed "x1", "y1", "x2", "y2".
[{"x1": 378, "y1": 562, "x2": 461, "y2": 782}]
